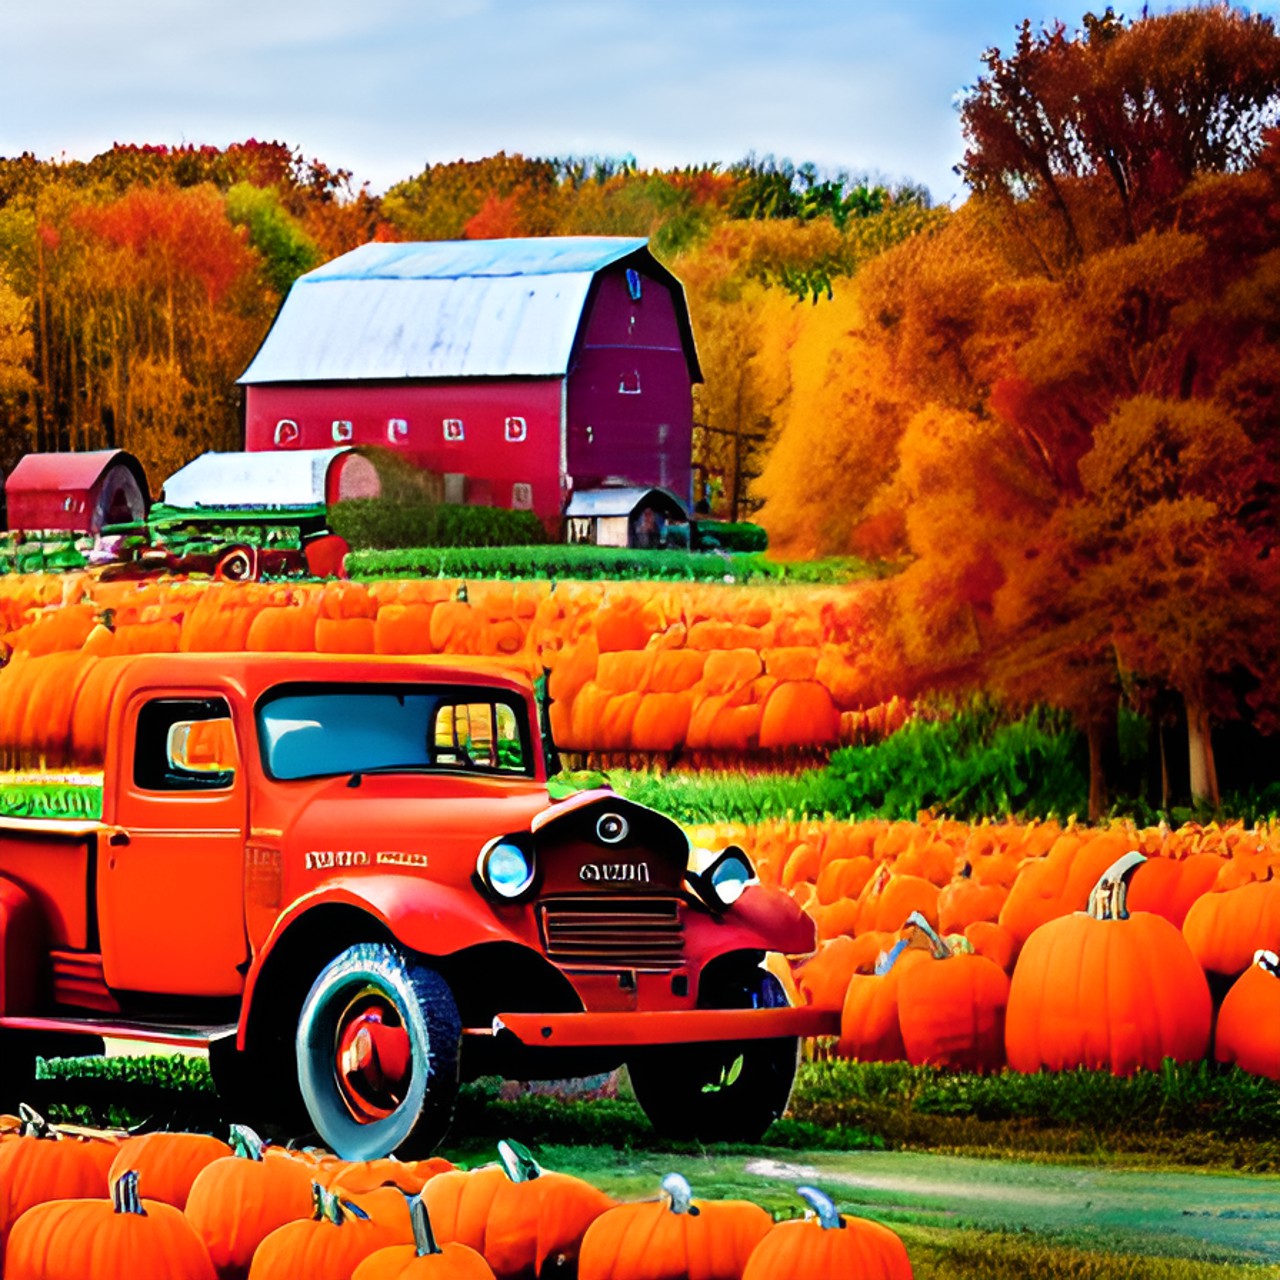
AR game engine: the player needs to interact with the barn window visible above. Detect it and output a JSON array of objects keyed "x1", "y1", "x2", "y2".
[
  {"x1": 504, "y1": 416, "x2": 527, "y2": 443},
  {"x1": 618, "y1": 371, "x2": 642, "y2": 395},
  {"x1": 512, "y1": 482, "x2": 533, "y2": 509},
  {"x1": 331, "y1": 420, "x2": 353, "y2": 443},
  {"x1": 625, "y1": 268, "x2": 643, "y2": 301},
  {"x1": 387, "y1": 418, "x2": 409, "y2": 444},
  {"x1": 443, "y1": 419, "x2": 465, "y2": 442},
  {"x1": 274, "y1": 419, "x2": 300, "y2": 447}
]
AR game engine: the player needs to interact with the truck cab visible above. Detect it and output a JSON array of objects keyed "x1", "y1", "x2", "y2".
[{"x1": 0, "y1": 652, "x2": 830, "y2": 1158}]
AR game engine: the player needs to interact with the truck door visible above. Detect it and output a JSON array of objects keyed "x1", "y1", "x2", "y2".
[{"x1": 98, "y1": 693, "x2": 248, "y2": 997}]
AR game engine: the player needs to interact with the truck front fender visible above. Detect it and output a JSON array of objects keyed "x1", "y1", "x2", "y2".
[
  {"x1": 0, "y1": 877, "x2": 44, "y2": 1016},
  {"x1": 238, "y1": 876, "x2": 528, "y2": 1046}
]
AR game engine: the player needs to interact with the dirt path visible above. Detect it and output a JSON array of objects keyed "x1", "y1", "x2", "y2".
[{"x1": 743, "y1": 1152, "x2": 1280, "y2": 1265}]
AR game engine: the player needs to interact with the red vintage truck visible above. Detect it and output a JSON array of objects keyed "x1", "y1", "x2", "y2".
[{"x1": 0, "y1": 652, "x2": 832, "y2": 1158}]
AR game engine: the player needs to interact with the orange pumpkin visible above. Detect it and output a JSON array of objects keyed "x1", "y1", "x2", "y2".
[
  {"x1": 1183, "y1": 878, "x2": 1280, "y2": 976},
  {"x1": 1005, "y1": 852, "x2": 1212, "y2": 1075},
  {"x1": 248, "y1": 1183, "x2": 402, "y2": 1280},
  {"x1": 108, "y1": 1130, "x2": 232, "y2": 1211},
  {"x1": 1215, "y1": 950, "x2": 1280, "y2": 1079},
  {"x1": 185, "y1": 1125, "x2": 315, "y2": 1279},
  {"x1": 837, "y1": 945, "x2": 931, "y2": 1061},
  {"x1": 5, "y1": 1169, "x2": 216, "y2": 1280},
  {"x1": 353, "y1": 1196, "x2": 497, "y2": 1280},
  {"x1": 741, "y1": 1185, "x2": 911, "y2": 1280},
  {"x1": 424, "y1": 1139, "x2": 613, "y2": 1279},
  {"x1": 0, "y1": 1105, "x2": 117, "y2": 1254},
  {"x1": 578, "y1": 1172, "x2": 771, "y2": 1280}
]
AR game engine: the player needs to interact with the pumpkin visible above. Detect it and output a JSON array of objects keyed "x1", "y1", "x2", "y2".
[
  {"x1": 1005, "y1": 852, "x2": 1212, "y2": 1075},
  {"x1": 329, "y1": 1154, "x2": 456, "y2": 1197},
  {"x1": 424, "y1": 1139, "x2": 613, "y2": 1279},
  {"x1": 1128, "y1": 852, "x2": 1224, "y2": 929},
  {"x1": 837, "y1": 944, "x2": 931, "y2": 1061},
  {"x1": 937, "y1": 867, "x2": 1007, "y2": 934},
  {"x1": 185, "y1": 1125, "x2": 315, "y2": 1279},
  {"x1": 248, "y1": 1183, "x2": 403, "y2": 1280},
  {"x1": 741, "y1": 1185, "x2": 912, "y2": 1280},
  {"x1": 577, "y1": 1172, "x2": 772, "y2": 1280},
  {"x1": 108, "y1": 1130, "x2": 232, "y2": 1210},
  {"x1": 1214, "y1": 950, "x2": 1280, "y2": 1079},
  {"x1": 896, "y1": 913, "x2": 1010, "y2": 1073},
  {"x1": 5, "y1": 1169, "x2": 216, "y2": 1280},
  {"x1": 1182, "y1": 878, "x2": 1280, "y2": 976},
  {"x1": 353, "y1": 1195, "x2": 497, "y2": 1280},
  {"x1": 0, "y1": 1105, "x2": 118, "y2": 1254}
]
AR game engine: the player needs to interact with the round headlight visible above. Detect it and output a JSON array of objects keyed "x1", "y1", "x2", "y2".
[
  {"x1": 478, "y1": 839, "x2": 535, "y2": 900},
  {"x1": 707, "y1": 848, "x2": 755, "y2": 908},
  {"x1": 596, "y1": 812, "x2": 629, "y2": 845}
]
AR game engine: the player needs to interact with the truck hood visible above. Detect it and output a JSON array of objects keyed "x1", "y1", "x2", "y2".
[{"x1": 281, "y1": 772, "x2": 554, "y2": 887}]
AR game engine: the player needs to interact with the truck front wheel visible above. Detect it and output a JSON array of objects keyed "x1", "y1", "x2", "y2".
[
  {"x1": 296, "y1": 942, "x2": 461, "y2": 1161},
  {"x1": 627, "y1": 968, "x2": 798, "y2": 1143}
]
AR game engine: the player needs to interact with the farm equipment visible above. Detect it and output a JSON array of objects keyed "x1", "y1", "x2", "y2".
[{"x1": 1, "y1": 447, "x2": 369, "y2": 579}]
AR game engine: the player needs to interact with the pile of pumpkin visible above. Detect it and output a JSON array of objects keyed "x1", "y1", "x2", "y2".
[
  {"x1": 0, "y1": 572, "x2": 904, "y2": 763},
  {"x1": 0, "y1": 1113, "x2": 913, "y2": 1279},
  {"x1": 696, "y1": 816, "x2": 1280, "y2": 1079}
]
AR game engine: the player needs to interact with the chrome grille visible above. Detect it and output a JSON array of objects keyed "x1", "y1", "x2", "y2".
[{"x1": 539, "y1": 896, "x2": 685, "y2": 970}]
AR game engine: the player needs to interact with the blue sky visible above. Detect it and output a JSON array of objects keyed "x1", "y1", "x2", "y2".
[{"x1": 4, "y1": 1, "x2": 1279, "y2": 207}]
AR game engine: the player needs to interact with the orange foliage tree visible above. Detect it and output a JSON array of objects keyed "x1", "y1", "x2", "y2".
[{"x1": 755, "y1": 6, "x2": 1280, "y2": 813}]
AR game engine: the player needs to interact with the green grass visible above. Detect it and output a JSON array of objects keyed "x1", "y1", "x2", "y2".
[
  {"x1": 348, "y1": 543, "x2": 874, "y2": 583},
  {"x1": 0, "y1": 777, "x2": 104, "y2": 821}
]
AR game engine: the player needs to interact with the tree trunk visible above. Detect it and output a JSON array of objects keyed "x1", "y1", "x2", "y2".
[
  {"x1": 1185, "y1": 693, "x2": 1220, "y2": 808},
  {"x1": 1085, "y1": 705, "x2": 1120, "y2": 822}
]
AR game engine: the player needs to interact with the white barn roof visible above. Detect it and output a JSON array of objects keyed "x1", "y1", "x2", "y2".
[
  {"x1": 161, "y1": 448, "x2": 352, "y2": 509},
  {"x1": 239, "y1": 237, "x2": 658, "y2": 385}
]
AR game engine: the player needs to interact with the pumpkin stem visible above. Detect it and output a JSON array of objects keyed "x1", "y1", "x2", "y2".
[
  {"x1": 1255, "y1": 949, "x2": 1279, "y2": 977},
  {"x1": 661, "y1": 1172, "x2": 699, "y2": 1216},
  {"x1": 1086, "y1": 851, "x2": 1146, "y2": 921},
  {"x1": 903, "y1": 910, "x2": 951, "y2": 959},
  {"x1": 17, "y1": 1103, "x2": 54, "y2": 1140},
  {"x1": 310, "y1": 1182, "x2": 327, "y2": 1221},
  {"x1": 112, "y1": 1170, "x2": 147, "y2": 1216},
  {"x1": 796, "y1": 1185, "x2": 844, "y2": 1230},
  {"x1": 229, "y1": 1124, "x2": 265, "y2": 1161},
  {"x1": 410, "y1": 1195, "x2": 442, "y2": 1256},
  {"x1": 497, "y1": 1138, "x2": 542, "y2": 1182}
]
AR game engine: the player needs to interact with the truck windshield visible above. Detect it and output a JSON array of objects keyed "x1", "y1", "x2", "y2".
[{"x1": 256, "y1": 685, "x2": 532, "y2": 781}]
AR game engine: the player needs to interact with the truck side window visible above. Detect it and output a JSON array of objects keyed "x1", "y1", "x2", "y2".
[
  {"x1": 135, "y1": 698, "x2": 236, "y2": 792},
  {"x1": 434, "y1": 701, "x2": 526, "y2": 771}
]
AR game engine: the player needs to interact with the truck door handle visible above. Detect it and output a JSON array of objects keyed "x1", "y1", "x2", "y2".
[{"x1": 108, "y1": 830, "x2": 130, "y2": 847}]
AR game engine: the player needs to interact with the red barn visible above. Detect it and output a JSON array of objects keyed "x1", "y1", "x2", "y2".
[
  {"x1": 4, "y1": 449, "x2": 149, "y2": 534},
  {"x1": 238, "y1": 237, "x2": 702, "y2": 532}
]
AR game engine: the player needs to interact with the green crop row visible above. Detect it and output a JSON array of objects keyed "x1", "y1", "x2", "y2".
[
  {"x1": 0, "y1": 781, "x2": 104, "y2": 821},
  {"x1": 612, "y1": 705, "x2": 1091, "y2": 824},
  {"x1": 349, "y1": 543, "x2": 871, "y2": 583}
]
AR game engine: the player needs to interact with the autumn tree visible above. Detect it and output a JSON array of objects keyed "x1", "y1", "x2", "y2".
[{"x1": 756, "y1": 6, "x2": 1280, "y2": 812}]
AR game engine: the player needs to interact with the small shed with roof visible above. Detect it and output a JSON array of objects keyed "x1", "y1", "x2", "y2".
[
  {"x1": 4, "y1": 450, "x2": 150, "y2": 534},
  {"x1": 237, "y1": 236, "x2": 701, "y2": 532}
]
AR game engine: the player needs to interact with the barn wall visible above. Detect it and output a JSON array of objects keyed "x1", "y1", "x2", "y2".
[
  {"x1": 244, "y1": 379, "x2": 565, "y2": 526},
  {"x1": 566, "y1": 268, "x2": 694, "y2": 507}
]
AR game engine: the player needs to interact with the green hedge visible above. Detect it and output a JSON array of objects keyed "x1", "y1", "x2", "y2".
[
  {"x1": 694, "y1": 521, "x2": 769, "y2": 553},
  {"x1": 330, "y1": 499, "x2": 549, "y2": 550},
  {"x1": 349, "y1": 544, "x2": 869, "y2": 583}
]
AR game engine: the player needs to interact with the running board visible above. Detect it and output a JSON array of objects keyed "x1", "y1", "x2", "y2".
[{"x1": 0, "y1": 1014, "x2": 237, "y2": 1050}]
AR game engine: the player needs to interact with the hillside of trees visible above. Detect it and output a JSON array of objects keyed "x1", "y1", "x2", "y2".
[{"x1": 0, "y1": 141, "x2": 937, "y2": 502}]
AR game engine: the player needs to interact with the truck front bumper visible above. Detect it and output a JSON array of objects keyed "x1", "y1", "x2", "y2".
[{"x1": 478, "y1": 1005, "x2": 839, "y2": 1048}]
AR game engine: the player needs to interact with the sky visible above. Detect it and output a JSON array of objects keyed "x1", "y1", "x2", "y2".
[{"x1": 5, "y1": 0, "x2": 1280, "y2": 208}]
